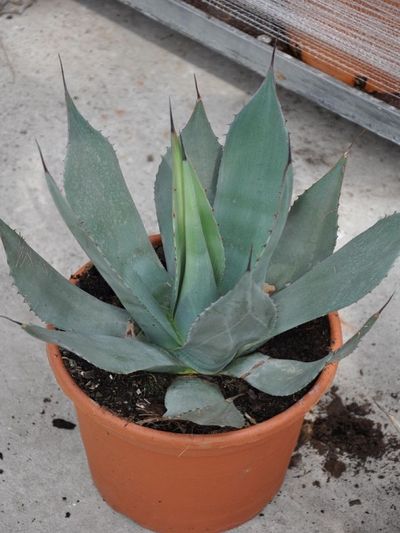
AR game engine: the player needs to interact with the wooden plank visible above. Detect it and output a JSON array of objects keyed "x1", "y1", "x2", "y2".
[{"x1": 120, "y1": 0, "x2": 400, "y2": 145}]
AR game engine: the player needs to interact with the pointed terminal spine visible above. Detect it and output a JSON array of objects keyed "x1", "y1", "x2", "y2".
[
  {"x1": 269, "y1": 39, "x2": 278, "y2": 71},
  {"x1": 169, "y1": 97, "x2": 176, "y2": 133},
  {"x1": 58, "y1": 54, "x2": 68, "y2": 94},
  {"x1": 247, "y1": 245, "x2": 254, "y2": 272},
  {"x1": 193, "y1": 74, "x2": 201, "y2": 100},
  {"x1": 0, "y1": 315, "x2": 23, "y2": 327},
  {"x1": 58, "y1": 54, "x2": 77, "y2": 125},
  {"x1": 344, "y1": 128, "x2": 366, "y2": 158},
  {"x1": 35, "y1": 140, "x2": 49, "y2": 174},
  {"x1": 378, "y1": 292, "x2": 395, "y2": 315}
]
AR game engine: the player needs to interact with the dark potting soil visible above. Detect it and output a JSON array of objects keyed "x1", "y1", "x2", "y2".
[{"x1": 62, "y1": 263, "x2": 330, "y2": 435}]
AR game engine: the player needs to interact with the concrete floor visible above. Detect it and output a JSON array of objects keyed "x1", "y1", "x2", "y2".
[{"x1": 0, "y1": 1, "x2": 399, "y2": 531}]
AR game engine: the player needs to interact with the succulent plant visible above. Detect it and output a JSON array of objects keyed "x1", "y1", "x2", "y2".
[{"x1": 1, "y1": 59, "x2": 400, "y2": 429}]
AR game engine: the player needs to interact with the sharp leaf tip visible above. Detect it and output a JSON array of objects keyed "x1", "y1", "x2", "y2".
[
  {"x1": 0, "y1": 315, "x2": 23, "y2": 327},
  {"x1": 35, "y1": 140, "x2": 49, "y2": 173},
  {"x1": 193, "y1": 74, "x2": 201, "y2": 100},
  {"x1": 169, "y1": 98, "x2": 176, "y2": 133},
  {"x1": 247, "y1": 245, "x2": 254, "y2": 271},
  {"x1": 58, "y1": 54, "x2": 68, "y2": 91},
  {"x1": 269, "y1": 39, "x2": 278, "y2": 71}
]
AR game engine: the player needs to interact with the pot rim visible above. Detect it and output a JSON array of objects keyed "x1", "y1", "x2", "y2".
[{"x1": 47, "y1": 236, "x2": 341, "y2": 447}]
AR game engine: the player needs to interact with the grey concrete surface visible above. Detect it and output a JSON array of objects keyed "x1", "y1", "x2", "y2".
[{"x1": 0, "y1": 1, "x2": 399, "y2": 532}]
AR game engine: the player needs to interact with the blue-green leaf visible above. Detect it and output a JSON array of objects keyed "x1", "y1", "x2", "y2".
[
  {"x1": 23, "y1": 323, "x2": 183, "y2": 374},
  {"x1": 225, "y1": 352, "x2": 332, "y2": 396},
  {"x1": 62, "y1": 81, "x2": 170, "y2": 305},
  {"x1": 43, "y1": 168, "x2": 182, "y2": 349},
  {"x1": 0, "y1": 219, "x2": 129, "y2": 337},
  {"x1": 225, "y1": 299, "x2": 386, "y2": 395},
  {"x1": 214, "y1": 69, "x2": 290, "y2": 292},
  {"x1": 253, "y1": 162, "x2": 293, "y2": 284},
  {"x1": 173, "y1": 158, "x2": 219, "y2": 336},
  {"x1": 175, "y1": 271, "x2": 277, "y2": 373},
  {"x1": 154, "y1": 150, "x2": 175, "y2": 275},
  {"x1": 272, "y1": 213, "x2": 400, "y2": 336},
  {"x1": 267, "y1": 155, "x2": 346, "y2": 289},
  {"x1": 155, "y1": 97, "x2": 222, "y2": 278},
  {"x1": 188, "y1": 157, "x2": 225, "y2": 285},
  {"x1": 330, "y1": 297, "x2": 390, "y2": 362},
  {"x1": 170, "y1": 128, "x2": 186, "y2": 311},
  {"x1": 164, "y1": 377, "x2": 245, "y2": 428},
  {"x1": 180, "y1": 97, "x2": 222, "y2": 204}
]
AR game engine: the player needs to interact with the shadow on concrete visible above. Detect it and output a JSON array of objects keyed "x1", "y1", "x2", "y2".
[{"x1": 73, "y1": 0, "x2": 262, "y2": 93}]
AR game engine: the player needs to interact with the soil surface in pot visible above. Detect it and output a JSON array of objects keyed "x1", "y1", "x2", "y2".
[{"x1": 62, "y1": 253, "x2": 331, "y2": 435}]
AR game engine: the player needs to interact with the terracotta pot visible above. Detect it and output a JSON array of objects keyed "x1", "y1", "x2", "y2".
[{"x1": 47, "y1": 235, "x2": 342, "y2": 533}]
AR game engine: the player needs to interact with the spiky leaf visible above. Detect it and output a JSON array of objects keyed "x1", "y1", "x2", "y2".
[
  {"x1": 155, "y1": 97, "x2": 222, "y2": 277},
  {"x1": 0, "y1": 219, "x2": 129, "y2": 337},
  {"x1": 267, "y1": 156, "x2": 346, "y2": 289},
  {"x1": 170, "y1": 128, "x2": 186, "y2": 310},
  {"x1": 164, "y1": 377, "x2": 245, "y2": 428},
  {"x1": 330, "y1": 298, "x2": 390, "y2": 361},
  {"x1": 173, "y1": 158, "x2": 220, "y2": 336},
  {"x1": 272, "y1": 214, "x2": 400, "y2": 336},
  {"x1": 181, "y1": 97, "x2": 222, "y2": 204},
  {"x1": 175, "y1": 271, "x2": 277, "y2": 373},
  {"x1": 154, "y1": 151, "x2": 175, "y2": 275},
  {"x1": 253, "y1": 162, "x2": 293, "y2": 284},
  {"x1": 184, "y1": 156, "x2": 225, "y2": 285},
  {"x1": 214, "y1": 69, "x2": 290, "y2": 292},
  {"x1": 62, "y1": 80, "x2": 170, "y2": 305},
  {"x1": 24, "y1": 323, "x2": 183, "y2": 374},
  {"x1": 225, "y1": 301, "x2": 385, "y2": 395},
  {"x1": 43, "y1": 167, "x2": 182, "y2": 349},
  {"x1": 226, "y1": 352, "x2": 331, "y2": 396}
]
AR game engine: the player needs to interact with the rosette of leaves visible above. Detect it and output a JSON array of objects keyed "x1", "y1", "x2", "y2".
[{"x1": 1, "y1": 59, "x2": 399, "y2": 429}]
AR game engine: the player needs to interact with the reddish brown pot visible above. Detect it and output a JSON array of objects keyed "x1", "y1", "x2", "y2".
[{"x1": 47, "y1": 236, "x2": 342, "y2": 533}]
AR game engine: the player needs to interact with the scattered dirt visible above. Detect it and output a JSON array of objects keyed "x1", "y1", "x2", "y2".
[
  {"x1": 295, "y1": 386, "x2": 400, "y2": 479},
  {"x1": 52, "y1": 418, "x2": 76, "y2": 430},
  {"x1": 289, "y1": 452, "x2": 303, "y2": 469},
  {"x1": 61, "y1": 264, "x2": 331, "y2": 435}
]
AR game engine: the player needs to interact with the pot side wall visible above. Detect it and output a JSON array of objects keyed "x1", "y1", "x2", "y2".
[{"x1": 76, "y1": 404, "x2": 304, "y2": 532}]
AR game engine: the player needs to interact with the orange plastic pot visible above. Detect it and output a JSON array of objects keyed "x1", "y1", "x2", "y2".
[{"x1": 47, "y1": 236, "x2": 342, "y2": 533}]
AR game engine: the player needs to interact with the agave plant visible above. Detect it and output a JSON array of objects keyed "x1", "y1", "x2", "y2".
[{"x1": 1, "y1": 59, "x2": 399, "y2": 429}]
